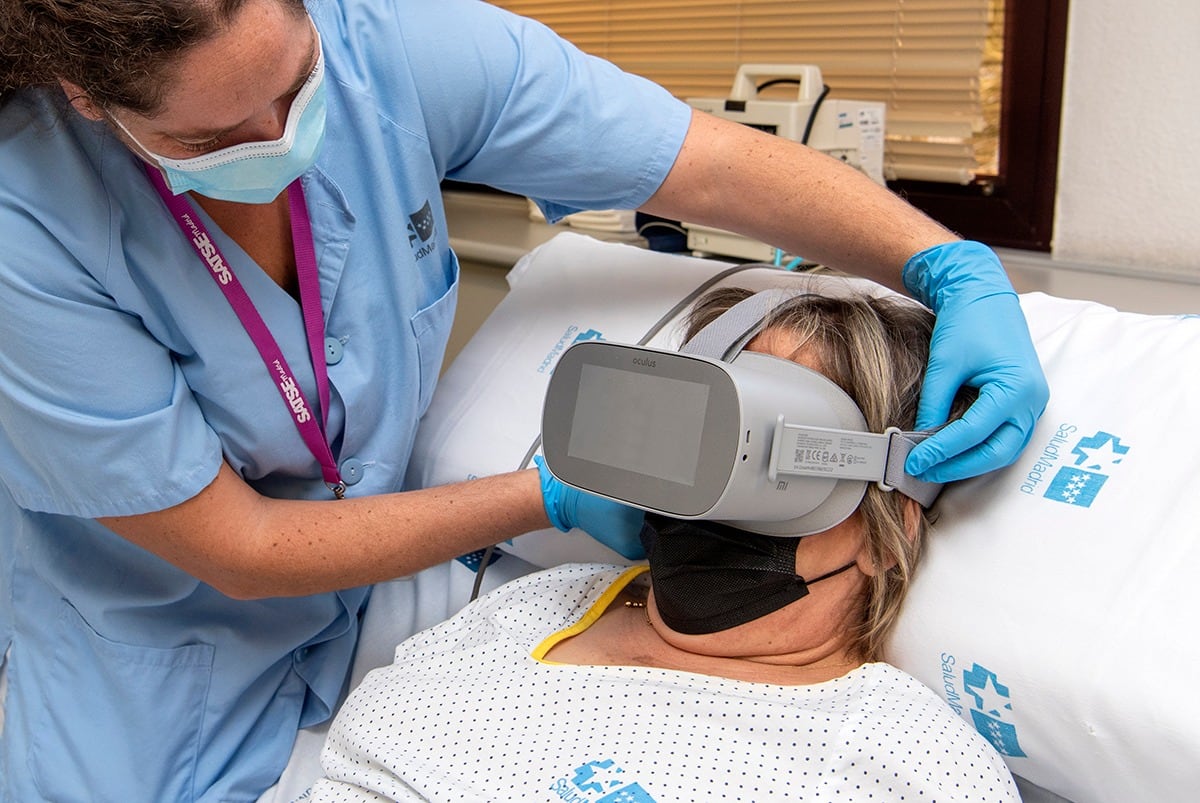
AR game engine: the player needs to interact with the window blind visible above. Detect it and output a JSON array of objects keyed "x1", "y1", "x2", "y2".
[{"x1": 490, "y1": 0, "x2": 1001, "y2": 184}]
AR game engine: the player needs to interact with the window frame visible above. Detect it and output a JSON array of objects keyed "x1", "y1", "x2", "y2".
[
  {"x1": 454, "y1": 0, "x2": 1070, "y2": 253},
  {"x1": 890, "y1": 0, "x2": 1069, "y2": 251}
]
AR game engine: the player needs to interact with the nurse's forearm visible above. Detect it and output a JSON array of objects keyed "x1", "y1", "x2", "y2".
[
  {"x1": 99, "y1": 461, "x2": 548, "y2": 599},
  {"x1": 641, "y1": 110, "x2": 956, "y2": 292}
]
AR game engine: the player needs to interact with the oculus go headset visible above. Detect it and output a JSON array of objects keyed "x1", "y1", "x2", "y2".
[{"x1": 541, "y1": 289, "x2": 943, "y2": 538}]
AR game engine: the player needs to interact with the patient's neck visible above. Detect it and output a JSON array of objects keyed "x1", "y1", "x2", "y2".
[{"x1": 543, "y1": 585, "x2": 865, "y2": 686}]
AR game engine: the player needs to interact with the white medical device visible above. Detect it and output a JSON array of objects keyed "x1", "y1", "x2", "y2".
[
  {"x1": 684, "y1": 64, "x2": 887, "y2": 261},
  {"x1": 541, "y1": 289, "x2": 940, "y2": 537}
]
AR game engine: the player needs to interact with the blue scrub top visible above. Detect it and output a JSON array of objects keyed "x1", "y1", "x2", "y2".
[{"x1": 0, "y1": 1, "x2": 690, "y2": 800}]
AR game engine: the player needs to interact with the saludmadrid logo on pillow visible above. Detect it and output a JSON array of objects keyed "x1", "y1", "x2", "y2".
[
  {"x1": 537, "y1": 327, "x2": 604, "y2": 374},
  {"x1": 940, "y1": 653, "x2": 1027, "y2": 758},
  {"x1": 1019, "y1": 425, "x2": 1130, "y2": 508}
]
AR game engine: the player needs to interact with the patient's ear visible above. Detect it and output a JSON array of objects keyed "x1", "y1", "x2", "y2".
[
  {"x1": 901, "y1": 496, "x2": 922, "y2": 543},
  {"x1": 59, "y1": 79, "x2": 105, "y2": 121}
]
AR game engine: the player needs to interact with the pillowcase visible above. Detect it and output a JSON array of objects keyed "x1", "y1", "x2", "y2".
[{"x1": 889, "y1": 291, "x2": 1200, "y2": 802}]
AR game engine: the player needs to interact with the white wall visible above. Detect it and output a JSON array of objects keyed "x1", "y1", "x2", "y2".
[{"x1": 1053, "y1": 0, "x2": 1200, "y2": 279}]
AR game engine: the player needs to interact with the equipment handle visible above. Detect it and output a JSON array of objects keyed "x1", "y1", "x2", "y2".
[{"x1": 729, "y1": 64, "x2": 825, "y2": 104}]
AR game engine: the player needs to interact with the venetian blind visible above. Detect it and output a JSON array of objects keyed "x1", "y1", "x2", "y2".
[{"x1": 489, "y1": 0, "x2": 1001, "y2": 184}]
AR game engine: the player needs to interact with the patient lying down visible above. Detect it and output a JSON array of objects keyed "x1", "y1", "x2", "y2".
[{"x1": 309, "y1": 288, "x2": 1020, "y2": 802}]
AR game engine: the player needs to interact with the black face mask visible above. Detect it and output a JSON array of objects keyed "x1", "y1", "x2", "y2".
[{"x1": 639, "y1": 514, "x2": 857, "y2": 635}]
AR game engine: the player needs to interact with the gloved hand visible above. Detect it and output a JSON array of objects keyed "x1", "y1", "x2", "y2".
[
  {"x1": 902, "y1": 240, "x2": 1049, "y2": 483},
  {"x1": 534, "y1": 455, "x2": 646, "y2": 559}
]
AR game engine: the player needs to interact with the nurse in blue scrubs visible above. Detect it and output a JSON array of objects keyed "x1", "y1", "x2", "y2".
[{"x1": 0, "y1": 0, "x2": 1047, "y2": 800}]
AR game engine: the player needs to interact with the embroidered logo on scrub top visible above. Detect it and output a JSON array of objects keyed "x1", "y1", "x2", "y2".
[
  {"x1": 408, "y1": 200, "x2": 435, "y2": 245},
  {"x1": 406, "y1": 199, "x2": 438, "y2": 262},
  {"x1": 550, "y1": 759, "x2": 658, "y2": 802}
]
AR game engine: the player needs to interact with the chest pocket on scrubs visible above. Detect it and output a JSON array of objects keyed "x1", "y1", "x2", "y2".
[
  {"x1": 409, "y1": 252, "x2": 460, "y2": 417},
  {"x1": 31, "y1": 600, "x2": 214, "y2": 802}
]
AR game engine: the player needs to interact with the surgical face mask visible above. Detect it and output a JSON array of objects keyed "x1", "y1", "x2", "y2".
[
  {"x1": 111, "y1": 27, "x2": 326, "y2": 204},
  {"x1": 639, "y1": 513, "x2": 857, "y2": 635}
]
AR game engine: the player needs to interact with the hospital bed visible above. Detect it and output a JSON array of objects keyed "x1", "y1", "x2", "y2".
[
  {"x1": 6, "y1": 234, "x2": 1194, "y2": 802},
  {"x1": 384, "y1": 233, "x2": 1199, "y2": 803}
]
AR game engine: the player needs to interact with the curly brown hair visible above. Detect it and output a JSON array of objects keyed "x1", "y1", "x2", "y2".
[{"x1": 0, "y1": 0, "x2": 306, "y2": 113}]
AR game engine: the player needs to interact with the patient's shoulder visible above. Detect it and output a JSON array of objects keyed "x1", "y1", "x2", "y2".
[
  {"x1": 394, "y1": 563, "x2": 632, "y2": 657},
  {"x1": 474, "y1": 562, "x2": 634, "y2": 615},
  {"x1": 846, "y1": 662, "x2": 979, "y2": 729},
  {"x1": 838, "y1": 663, "x2": 1021, "y2": 801}
]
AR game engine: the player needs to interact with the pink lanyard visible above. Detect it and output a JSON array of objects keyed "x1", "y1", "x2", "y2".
[{"x1": 144, "y1": 165, "x2": 346, "y2": 499}]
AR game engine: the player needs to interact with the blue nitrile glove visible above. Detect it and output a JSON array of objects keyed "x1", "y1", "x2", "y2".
[
  {"x1": 902, "y1": 240, "x2": 1049, "y2": 483},
  {"x1": 534, "y1": 455, "x2": 646, "y2": 559}
]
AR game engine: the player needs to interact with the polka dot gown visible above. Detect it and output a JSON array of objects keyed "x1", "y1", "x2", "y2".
[{"x1": 309, "y1": 564, "x2": 1019, "y2": 802}]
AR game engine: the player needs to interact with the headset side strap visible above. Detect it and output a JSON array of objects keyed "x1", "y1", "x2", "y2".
[{"x1": 882, "y1": 429, "x2": 944, "y2": 507}]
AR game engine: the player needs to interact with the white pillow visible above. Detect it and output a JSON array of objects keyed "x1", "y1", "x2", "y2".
[
  {"x1": 890, "y1": 292, "x2": 1200, "y2": 802},
  {"x1": 407, "y1": 232, "x2": 1200, "y2": 803}
]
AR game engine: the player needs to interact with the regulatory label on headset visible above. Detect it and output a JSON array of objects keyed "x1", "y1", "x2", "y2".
[{"x1": 773, "y1": 424, "x2": 888, "y2": 481}]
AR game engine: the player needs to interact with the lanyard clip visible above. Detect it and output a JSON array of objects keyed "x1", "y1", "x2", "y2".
[{"x1": 328, "y1": 481, "x2": 347, "y2": 500}]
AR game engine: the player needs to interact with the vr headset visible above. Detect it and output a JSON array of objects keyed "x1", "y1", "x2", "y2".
[{"x1": 541, "y1": 289, "x2": 942, "y2": 537}]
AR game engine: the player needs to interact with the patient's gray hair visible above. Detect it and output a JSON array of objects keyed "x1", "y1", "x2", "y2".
[{"x1": 686, "y1": 286, "x2": 976, "y2": 661}]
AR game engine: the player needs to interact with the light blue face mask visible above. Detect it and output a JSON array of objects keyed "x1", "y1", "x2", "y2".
[{"x1": 113, "y1": 27, "x2": 327, "y2": 204}]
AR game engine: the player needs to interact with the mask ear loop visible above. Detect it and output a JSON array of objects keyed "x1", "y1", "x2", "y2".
[{"x1": 802, "y1": 559, "x2": 859, "y2": 588}]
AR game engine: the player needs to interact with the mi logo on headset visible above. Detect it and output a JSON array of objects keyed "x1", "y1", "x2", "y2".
[{"x1": 1043, "y1": 430, "x2": 1129, "y2": 508}]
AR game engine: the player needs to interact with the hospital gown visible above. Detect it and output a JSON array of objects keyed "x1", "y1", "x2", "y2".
[{"x1": 310, "y1": 564, "x2": 1020, "y2": 802}]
